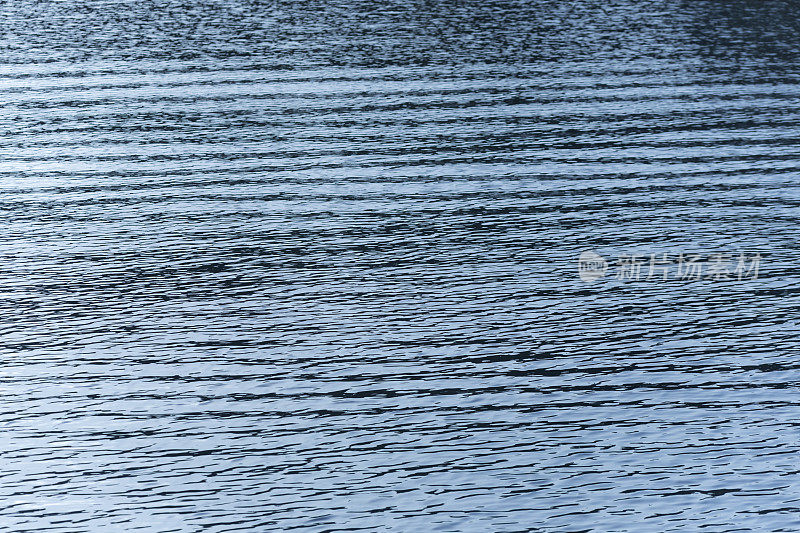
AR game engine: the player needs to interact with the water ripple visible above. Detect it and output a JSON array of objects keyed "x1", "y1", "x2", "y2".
[{"x1": 2, "y1": 1, "x2": 800, "y2": 532}]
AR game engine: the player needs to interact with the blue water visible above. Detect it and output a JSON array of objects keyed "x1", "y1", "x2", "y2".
[{"x1": 1, "y1": 1, "x2": 800, "y2": 531}]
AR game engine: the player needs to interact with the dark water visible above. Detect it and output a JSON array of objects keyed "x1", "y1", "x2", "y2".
[{"x1": 2, "y1": 1, "x2": 800, "y2": 531}]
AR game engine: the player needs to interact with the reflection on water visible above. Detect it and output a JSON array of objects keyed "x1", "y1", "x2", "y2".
[
  {"x1": 682, "y1": 0, "x2": 800, "y2": 63},
  {"x1": 1, "y1": 1, "x2": 800, "y2": 531}
]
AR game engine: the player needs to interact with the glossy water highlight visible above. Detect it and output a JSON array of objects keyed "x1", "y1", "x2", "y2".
[{"x1": 1, "y1": 1, "x2": 800, "y2": 531}]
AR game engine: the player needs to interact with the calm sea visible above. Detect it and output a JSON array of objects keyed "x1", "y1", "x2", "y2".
[{"x1": 1, "y1": 1, "x2": 800, "y2": 531}]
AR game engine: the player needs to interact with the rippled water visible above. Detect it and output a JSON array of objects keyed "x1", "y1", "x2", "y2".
[{"x1": 2, "y1": 1, "x2": 800, "y2": 531}]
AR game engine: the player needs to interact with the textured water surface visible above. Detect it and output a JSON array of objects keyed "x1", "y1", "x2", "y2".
[{"x1": 2, "y1": 1, "x2": 800, "y2": 531}]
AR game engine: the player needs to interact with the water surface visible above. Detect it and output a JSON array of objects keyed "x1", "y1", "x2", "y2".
[{"x1": 1, "y1": 1, "x2": 800, "y2": 531}]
